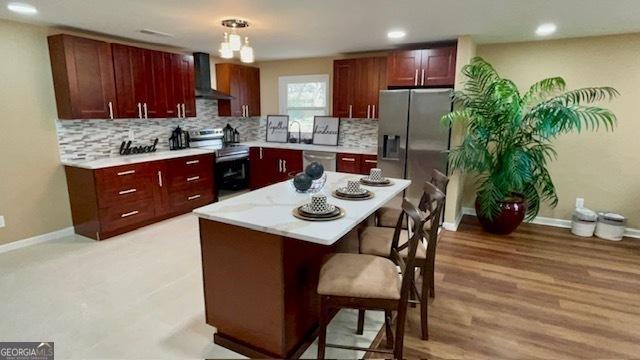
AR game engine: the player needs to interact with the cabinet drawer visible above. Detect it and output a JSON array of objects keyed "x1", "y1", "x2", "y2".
[
  {"x1": 97, "y1": 182, "x2": 154, "y2": 208},
  {"x1": 167, "y1": 169, "x2": 213, "y2": 191},
  {"x1": 169, "y1": 185, "x2": 214, "y2": 210},
  {"x1": 166, "y1": 154, "x2": 214, "y2": 174},
  {"x1": 95, "y1": 163, "x2": 152, "y2": 191},
  {"x1": 336, "y1": 153, "x2": 362, "y2": 174},
  {"x1": 100, "y1": 198, "x2": 155, "y2": 233},
  {"x1": 360, "y1": 155, "x2": 378, "y2": 175}
]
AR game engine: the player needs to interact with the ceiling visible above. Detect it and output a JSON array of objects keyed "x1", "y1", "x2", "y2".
[{"x1": 2, "y1": 0, "x2": 640, "y2": 60}]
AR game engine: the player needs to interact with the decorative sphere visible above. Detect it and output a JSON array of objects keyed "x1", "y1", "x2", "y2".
[
  {"x1": 305, "y1": 162, "x2": 325, "y2": 180},
  {"x1": 293, "y1": 172, "x2": 313, "y2": 191}
]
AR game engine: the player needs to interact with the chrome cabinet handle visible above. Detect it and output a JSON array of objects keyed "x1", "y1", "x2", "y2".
[
  {"x1": 342, "y1": 157, "x2": 356, "y2": 162},
  {"x1": 283, "y1": 160, "x2": 287, "y2": 172},
  {"x1": 421, "y1": 69, "x2": 425, "y2": 86},
  {"x1": 278, "y1": 159, "x2": 282, "y2": 173},
  {"x1": 118, "y1": 188, "x2": 137, "y2": 195},
  {"x1": 367, "y1": 105, "x2": 371, "y2": 119},
  {"x1": 188, "y1": 194, "x2": 201, "y2": 201},
  {"x1": 186, "y1": 160, "x2": 200, "y2": 165},
  {"x1": 137, "y1": 103, "x2": 142, "y2": 119},
  {"x1": 117, "y1": 170, "x2": 135, "y2": 176},
  {"x1": 187, "y1": 176, "x2": 200, "y2": 182},
  {"x1": 144, "y1": 103, "x2": 148, "y2": 118},
  {"x1": 372, "y1": 105, "x2": 376, "y2": 118},
  {"x1": 176, "y1": 104, "x2": 181, "y2": 118},
  {"x1": 414, "y1": 69, "x2": 419, "y2": 86},
  {"x1": 108, "y1": 101, "x2": 114, "y2": 119},
  {"x1": 348, "y1": 105, "x2": 352, "y2": 118},
  {"x1": 259, "y1": 147, "x2": 263, "y2": 159},
  {"x1": 121, "y1": 210, "x2": 139, "y2": 218},
  {"x1": 157, "y1": 171, "x2": 163, "y2": 187},
  {"x1": 364, "y1": 159, "x2": 377, "y2": 164},
  {"x1": 182, "y1": 104, "x2": 186, "y2": 117}
]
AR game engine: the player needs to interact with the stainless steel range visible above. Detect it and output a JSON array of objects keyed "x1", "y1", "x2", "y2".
[{"x1": 191, "y1": 128, "x2": 250, "y2": 191}]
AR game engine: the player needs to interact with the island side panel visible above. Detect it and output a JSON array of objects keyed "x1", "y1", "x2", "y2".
[{"x1": 199, "y1": 218, "x2": 286, "y2": 355}]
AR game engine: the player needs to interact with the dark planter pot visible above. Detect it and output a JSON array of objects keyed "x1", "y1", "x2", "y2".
[{"x1": 475, "y1": 194, "x2": 527, "y2": 235}]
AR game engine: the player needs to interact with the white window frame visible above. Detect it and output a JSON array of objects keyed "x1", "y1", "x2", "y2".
[{"x1": 278, "y1": 74, "x2": 330, "y2": 116}]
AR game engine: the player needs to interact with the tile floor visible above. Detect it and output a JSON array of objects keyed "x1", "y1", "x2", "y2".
[{"x1": 0, "y1": 213, "x2": 383, "y2": 359}]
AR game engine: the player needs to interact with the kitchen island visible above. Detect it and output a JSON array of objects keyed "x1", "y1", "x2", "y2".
[{"x1": 194, "y1": 172, "x2": 410, "y2": 358}]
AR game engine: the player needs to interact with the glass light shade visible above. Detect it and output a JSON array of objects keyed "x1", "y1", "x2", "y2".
[
  {"x1": 228, "y1": 33, "x2": 242, "y2": 51},
  {"x1": 219, "y1": 42, "x2": 233, "y2": 59},
  {"x1": 240, "y1": 45, "x2": 254, "y2": 63}
]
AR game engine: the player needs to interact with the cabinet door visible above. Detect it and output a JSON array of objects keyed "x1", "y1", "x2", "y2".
[
  {"x1": 421, "y1": 46, "x2": 457, "y2": 87},
  {"x1": 246, "y1": 66, "x2": 261, "y2": 116},
  {"x1": 278, "y1": 149, "x2": 303, "y2": 180},
  {"x1": 216, "y1": 63, "x2": 243, "y2": 117},
  {"x1": 386, "y1": 50, "x2": 422, "y2": 87},
  {"x1": 112, "y1": 44, "x2": 147, "y2": 118},
  {"x1": 353, "y1": 58, "x2": 374, "y2": 119},
  {"x1": 181, "y1": 54, "x2": 196, "y2": 117},
  {"x1": 161, "y1": 52, "x2": 179, "y2": 118},
  {"x1": 336, "y1": 153, "x2": 362, "y2": 174},
  {"x1": 48, "y1": 34, "x2": 117, "y2": 119},
  {"x1": 145, "y1": 50, "x2": 169, "y2": 118},
  {"x1": 372, "y1": 57, "x2": 387, "y2": 118},
  {"x1": 332, "y1": 59, "x2": 356, "y2": 118},
  {"x1": 249, "y1": 147, "x2": 267, "y2": 190}
]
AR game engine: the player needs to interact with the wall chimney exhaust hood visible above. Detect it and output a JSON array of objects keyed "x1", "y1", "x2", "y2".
[{"x1": 193, "y1": 52, "x2": 233, "y2": 100}]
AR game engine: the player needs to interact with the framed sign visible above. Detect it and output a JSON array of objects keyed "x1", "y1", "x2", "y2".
[
  {"x1": 266, "y1": 115, "x2": 289, "y2": 143},
  {"x1": 312, "y1": 116, "x2": 340, "y2": 146}
]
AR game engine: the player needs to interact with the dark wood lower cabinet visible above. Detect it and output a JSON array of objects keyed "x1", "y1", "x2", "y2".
[
  {"x1": 65, "y1": 153, "x2": 216, "y2": 240},
  {"x1": 249, "y1": 147, "x2": 303, "y2": 190}
]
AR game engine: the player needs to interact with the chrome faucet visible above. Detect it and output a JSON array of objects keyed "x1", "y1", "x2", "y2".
[{"x1": 289, "y1": 121, "x2": 302, "y2": 143}]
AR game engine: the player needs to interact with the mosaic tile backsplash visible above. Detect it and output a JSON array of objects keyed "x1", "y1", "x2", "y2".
[{"x1": 56, "y1": 99, "x2": 379, "y2": 163}]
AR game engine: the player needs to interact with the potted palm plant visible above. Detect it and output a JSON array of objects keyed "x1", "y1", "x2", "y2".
[{"x1": 442, "y1": 57, "x2": 618, "y2": 234}]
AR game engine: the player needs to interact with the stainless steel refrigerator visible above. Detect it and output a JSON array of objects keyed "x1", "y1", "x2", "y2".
[{"x1": 377, "y1": 89, "x2": 452, "y2": 202}]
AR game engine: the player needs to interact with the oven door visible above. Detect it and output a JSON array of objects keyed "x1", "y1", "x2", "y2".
[{"x1": 215, "y1": 158, "x2": 249, "y2": 191}]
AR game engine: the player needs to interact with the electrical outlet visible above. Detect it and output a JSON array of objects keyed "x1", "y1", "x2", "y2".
[
  {"x1": 575, "y1": 197, "x2": 585, "y2": 209},
  {"x1": 0, "y1": 215, "x2": 5, "y2": 228}
]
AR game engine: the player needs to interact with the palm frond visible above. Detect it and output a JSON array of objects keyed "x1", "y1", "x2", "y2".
[{"x1": 521, "y1": 77, "x2": 566, "y2": 107}]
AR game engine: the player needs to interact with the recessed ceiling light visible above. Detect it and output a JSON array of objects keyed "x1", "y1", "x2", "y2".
[
  {"x1": 7, "y1": 2, "x2": 38, "y2": 15},
  {"x1": 535, "y1": 23, "x2": 557, "y2": 36},
  {"x1": 387, "y1": 30, "x2": 406, "y2": 40}
]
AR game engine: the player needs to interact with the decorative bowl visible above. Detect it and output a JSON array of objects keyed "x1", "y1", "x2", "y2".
[{"x1": 289, "y1": 172, "x2": 327, "y2": 193}]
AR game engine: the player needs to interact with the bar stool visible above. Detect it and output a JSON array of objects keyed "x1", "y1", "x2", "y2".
[
  {"x1": 359, "y1": 182, "x2": 445, "y2": 340},
  {"x1": 376, "y1": 169, "x2": 449, "y2": 228},
  {"x1": 316, "y1": 200, "x2": 426, "y2": 360}
]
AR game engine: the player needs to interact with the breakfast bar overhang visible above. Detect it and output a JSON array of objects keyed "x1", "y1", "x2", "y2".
[{"x1": 194, "y1": 172, "x2": 410, "y2": 358}]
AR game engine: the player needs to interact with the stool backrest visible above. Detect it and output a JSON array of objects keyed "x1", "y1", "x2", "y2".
[
  {"x1": 430, "y1": 169, "x2": 449, "y2": 193},
  {"x1": 390, "y1": 199, "x2": 425, "y2": 302},
  {"x1": 419, "y1": 182, "x2": 446, "y2": 261}
]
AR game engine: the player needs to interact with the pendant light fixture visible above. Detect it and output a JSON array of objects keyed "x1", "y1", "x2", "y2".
[
  {"x1": 240, "y1": 37, "x2": 254, "y2": 63},
  {"x1": 219, "y1": 19, "x2": 254, "y2": 62}
]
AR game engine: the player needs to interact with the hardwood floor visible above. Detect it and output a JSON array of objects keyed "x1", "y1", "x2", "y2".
[{"x1": 368, "y1": 216, "x2": 640, "y2": 359}]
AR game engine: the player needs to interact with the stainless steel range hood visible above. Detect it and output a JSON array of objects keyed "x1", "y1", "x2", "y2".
[{"x1": 193, "y1": 52, "x2": 233, "y2": 100}]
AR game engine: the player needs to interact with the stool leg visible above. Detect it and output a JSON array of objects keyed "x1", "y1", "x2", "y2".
[
  {"x1": 421, "y1": 264, "x2": 429, "y2": 340},
  {"x1": 409, "y1": 269, "x2": 418, "y2": 307},
  {"x1": 318, "y1": 300, "x2": 328, "y2": 359},
  {"x1": 384, "y1": 310, "x2": 394, "y2": 349},
  {"x1": 429, "y1": 256, "x2": 436, "y2": 298},
  {"x1": 356, "y1": 309, "x2": 365, "y2": 335}
]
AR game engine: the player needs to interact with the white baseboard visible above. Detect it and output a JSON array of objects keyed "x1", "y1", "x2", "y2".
[
  {"x1": 442, "y1": 208, "x2": 465, "y2": 231},
  {"x1": 0, "y1": 227, "x2": 74, "y2": 254},
  {"x1": 461, "y1": 207, "x2": 639, "y2": 239}
]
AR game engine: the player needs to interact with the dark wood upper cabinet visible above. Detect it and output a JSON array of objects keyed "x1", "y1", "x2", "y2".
[
  {"x1": 48, "y1": 34, "x2": 117, "y2": 119},
  {"x1": 49, "y1": 34, "x2": 195, "y2": 120},
  {"x1": 386, "y1": 50, "x2": 423, "y2": 87},
  {"x1": 421, "y1": 46, "x2": 457, "y2": 86},
  {"x1": 387, "y1": 45, "x2": 457, "y2": 88},
  {"x1": 333, "y1": 57, "x2": 386, "y2": 119},
  {"x1": 216, "y1": 63, "x2": 260, "y2": 117},
  {"x1": 332, "y1": 59, "x2": 357, "y2": 118}
]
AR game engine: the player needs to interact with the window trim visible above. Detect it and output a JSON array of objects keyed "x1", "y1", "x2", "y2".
[{"x1": 278, "y1": 74, "x2": 330, "y2": 115}]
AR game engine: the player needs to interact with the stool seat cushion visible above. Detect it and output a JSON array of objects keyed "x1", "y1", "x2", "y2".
[
  {"x1": 317, "y1": 253, "x2": 401, "y2": 300},
  {"x1": 360, "y1": 226, "x2": 426, "y2": 259}
]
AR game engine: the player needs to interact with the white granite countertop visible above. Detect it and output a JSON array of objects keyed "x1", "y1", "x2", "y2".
[
  {"x1": 241, "y1": 141, "x2": 377, "y2": 155},
  {"x1": 193, "y1": 172, "x2": 410, "y2": 245},
  {"x1": 62, "y1": 148, "x2": 216, "y2": 169}
]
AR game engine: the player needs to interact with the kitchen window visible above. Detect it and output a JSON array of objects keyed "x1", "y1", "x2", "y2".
[{"x1": 278, "y1": 74, "x2": 329, "y2": 137}]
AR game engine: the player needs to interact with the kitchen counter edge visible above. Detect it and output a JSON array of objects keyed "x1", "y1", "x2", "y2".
[{"x1": 61, "y1": 148, "x2": 216, "y2": 170}]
